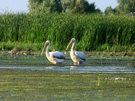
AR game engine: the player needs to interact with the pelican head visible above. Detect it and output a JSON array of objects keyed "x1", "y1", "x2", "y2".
[
  {"x1": 41, "y1": 40, "x2": 50, "y2": 56},
  {"x1": 66, "y1": 38, "x2": 76, "y2": 51}
]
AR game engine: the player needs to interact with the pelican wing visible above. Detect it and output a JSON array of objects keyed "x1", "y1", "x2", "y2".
[
  {"x1": 51, "y1": 51, "x2": 65, "y2": 59},
  {"x1": 74, "y1": 51, "x2": 86, "y2": 61}
]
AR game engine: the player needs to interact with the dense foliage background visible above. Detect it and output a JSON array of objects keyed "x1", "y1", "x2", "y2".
[
  {"x1": 28, "y1": 0, "x2": 101, "y2": 14},
  {"x1": 0, "y1": 13, "x2": 135, "y2": 52},
  {"x1": 28, "y1": 0, "x2": 135, "y2": 16},
  {"x1": 0, "y1": 0, "x2": 135, "y2": 52}
]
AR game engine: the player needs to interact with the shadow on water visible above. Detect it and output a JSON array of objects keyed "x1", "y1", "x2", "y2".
[{"x1": 0, "y1": 55, "x2": 135, "y2": 100}]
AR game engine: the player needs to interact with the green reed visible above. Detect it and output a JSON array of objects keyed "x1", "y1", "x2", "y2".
[{"x1": 0, "y1": 13, "x2": 135, "y2": 51}]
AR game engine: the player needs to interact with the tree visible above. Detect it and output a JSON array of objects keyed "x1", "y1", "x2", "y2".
[
  {"x1": 61, "y1": 0, "x2": 101, "y2": 14},
  {"x1": 113, "y1": 6, "x2": 121, "y2": 15},
  {"x1": 28, "y1": 0, "x2": 101, "y2": 14},
  {"x1": 117, "y1": 0, "x2": 135, "y2": 15},
  {"x1": 28, "y1": 0, "x2": 62, "y2": 13},
  {"x1": 104, "y1": 6, "x2": 114, "y2": 15},
  {"x1": 104, "y1": 6, "x2": 121, "y2": 15}
]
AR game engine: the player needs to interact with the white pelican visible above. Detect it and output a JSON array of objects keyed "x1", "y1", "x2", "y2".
[
  {"x1": 66, "y1": 38, "x2": 86, "y2": 65},
  {"x1": 41, "y1": 40, "x2": 65, "y2": 64}
]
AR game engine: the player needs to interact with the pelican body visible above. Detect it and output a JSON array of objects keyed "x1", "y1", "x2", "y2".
[
  {"x1": 66, "y1": 38, "x2": 86, "y2": 65},
  {"x1": 41, "y1": 40, "x2": 65, "y2": 64}
]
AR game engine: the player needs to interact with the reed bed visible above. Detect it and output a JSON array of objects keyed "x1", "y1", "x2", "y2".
[{"x1": 0, "y1": 13, "x2": 135, "y2": 52}]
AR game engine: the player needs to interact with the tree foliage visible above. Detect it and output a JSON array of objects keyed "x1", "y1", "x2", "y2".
[
  {"x1": 28, "y1": 0, "x2": 62, "y2": 13},
  {"x1": 104, "y1": 6, "x2": 120, "y2": 15},
  {"x1": 62, "y1": 0, "x2": 99, "y2": 13},
  {"x1": 117, "y1": 0, "x2": 135, "y2": 15},
  {"x1": 28, "y1": 0, "x2": 101, "y2": 14},
  {"x1": 104, "y1": 6, "x2": 114, "y2": 15},
  {"x1": 104, "y1": 0, "x2": 135, "y2": 16}
]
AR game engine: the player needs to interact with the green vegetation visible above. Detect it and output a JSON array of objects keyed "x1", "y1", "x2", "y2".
[
  {"x1": 28, "y1": 0, "x2": 100, "y2": 14},
  {"x1": 104, "y1": 0, "x2": 135, "y2": 16},
  {"x1": 28, "y1": 0, "x2": 135, "y2": 16},
  {"x1": 117, "y1": 0, "x2": 135, "y2": 16},
  {"x1": 0, "y1": 70, "x2": 135, "y2": 100},
  {"x1": 0, "y1": 13, "x2": 135, "y2": 52}
]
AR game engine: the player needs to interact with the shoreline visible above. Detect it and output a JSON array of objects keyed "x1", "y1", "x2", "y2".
[{"x1": 0, "y1": 51, "x2": 135, "y2": 59}]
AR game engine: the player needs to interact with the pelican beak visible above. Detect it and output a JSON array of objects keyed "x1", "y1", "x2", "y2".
[
  {"x1": 41, "y1": 42, "x2": 47, "y2": 56},
  {"x1": 66, "y1": 40, "x2": 73, "y2": 51}
]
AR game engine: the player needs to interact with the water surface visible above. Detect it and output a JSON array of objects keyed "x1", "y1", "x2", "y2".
[{"x1": 0, "y1": 55, "x2": 135, "y2": 100}]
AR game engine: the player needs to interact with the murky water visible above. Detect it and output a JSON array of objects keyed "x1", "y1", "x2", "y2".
[{"x1": 0, "y1": 55, "x2": 135, "y2": 100}]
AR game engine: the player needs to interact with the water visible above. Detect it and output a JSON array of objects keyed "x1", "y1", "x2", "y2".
[{"x1": 0, "y1": 55, "x2": 135, "y2": 100}]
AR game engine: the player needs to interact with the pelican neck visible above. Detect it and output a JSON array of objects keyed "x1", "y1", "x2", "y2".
[
  {"x1": 71, "y1": 42, "x2": 75, "y2": 52},
  {"x1": 46, "y1": 44, "x2": 50, "y2": 57}
]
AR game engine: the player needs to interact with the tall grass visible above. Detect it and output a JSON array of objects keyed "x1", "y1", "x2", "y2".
[{"x1": 0, "y1": 13, "x2": 135, "y2": 51}]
